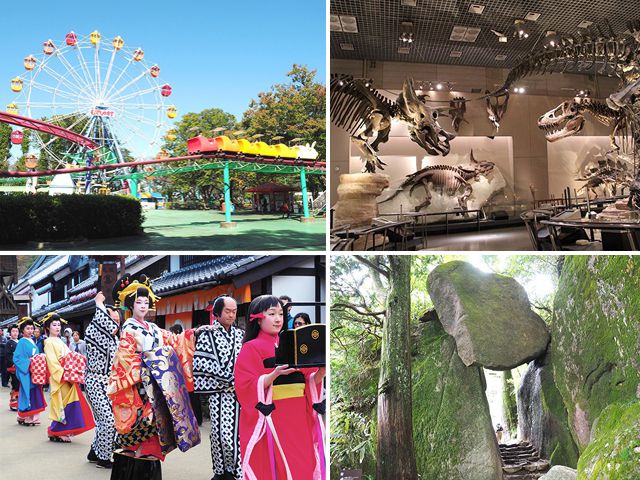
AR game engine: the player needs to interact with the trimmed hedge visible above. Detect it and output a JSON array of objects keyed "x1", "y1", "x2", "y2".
[{"x1": 0, "y1": 193, "x2": 144, "y2": 244}]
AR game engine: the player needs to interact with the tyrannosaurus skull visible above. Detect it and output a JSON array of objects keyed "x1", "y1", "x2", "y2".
[{"x1": 537, "y1": 98, "x2": 586, "y2": 142}]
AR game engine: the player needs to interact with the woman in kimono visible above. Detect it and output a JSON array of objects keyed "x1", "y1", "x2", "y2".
[
  {"x1": 6, "y1": 324, "x2": 20, "y2": 410},
  {"x1": 43, "y1": 312, "x2": 96, "y2": 442},
  {"x1": 14, "y1": 317, "x2": 47, "y2": 425},
  {"x1": 108, "y1": 274, "x2": 201, "y2": 480},
  {"x1": 234, "y1": 295, "x2": 326, "y2": 480}
]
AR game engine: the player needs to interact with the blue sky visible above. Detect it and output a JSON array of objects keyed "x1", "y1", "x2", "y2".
[{"x1": 0, "y1": 0, "x2": 326, "y2": 124}]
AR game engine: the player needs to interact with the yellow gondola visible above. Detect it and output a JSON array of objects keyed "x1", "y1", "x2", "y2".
[
  {"x1": 273, "y1": 143, "x2": 297, "y2": 159},
  {"x1": 166, "y1": 130, "x2": 177, "y2": 141},
  {"x1": 90, "y1": 30, "x2": 101, "y2": 45},
  {"x1": 236, "y1": 138, "x2": 259, "y2": 155},
  {"x1": 166, "y1": 105, "x2": 177, "y2": 119},
  {"x1": 215, "y1": 136, "x2": 241, "y2": 152},
  {"x1": 6, "y1": 103, "x2": 18, "y2": 115},
  {"x1": 10, "y1": 77, "x2": 23, "y2": 93},
  {"x1": 253, "y1": 141, "x2": 278, "y2": 157}
]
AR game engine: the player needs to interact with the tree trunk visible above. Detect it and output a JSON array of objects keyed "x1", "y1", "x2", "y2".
[{"x1": 376, "y1": 255, "x2": 417, "y2": 479}]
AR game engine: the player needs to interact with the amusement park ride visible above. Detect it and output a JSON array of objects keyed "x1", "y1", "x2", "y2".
[{"x1": 0, "y1": 31, "x2": 325, "y2": 223}]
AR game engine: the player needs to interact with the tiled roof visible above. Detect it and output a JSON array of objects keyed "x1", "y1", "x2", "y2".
[{"x1": 153, "y1": 255, "x2": 272, "y2": 294}]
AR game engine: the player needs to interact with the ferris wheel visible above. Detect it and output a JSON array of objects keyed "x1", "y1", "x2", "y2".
[{"x1": 9, "y1": 30, "x2": 177, "y2": 168}]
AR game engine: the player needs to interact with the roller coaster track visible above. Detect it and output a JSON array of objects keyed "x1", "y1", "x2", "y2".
[
  {"x1": 0, "y1": 111, "x2": 98, "y2": 150},
  {"x1": 0, "y1": 153, "x2": 326, "y2": 178}
]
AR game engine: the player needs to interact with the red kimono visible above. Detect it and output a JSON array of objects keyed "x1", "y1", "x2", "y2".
[{"x1": 234, "y1": 330, "x2": 323, "y2": 480}]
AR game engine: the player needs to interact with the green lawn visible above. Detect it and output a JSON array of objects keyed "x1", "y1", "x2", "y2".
[{"x1": 5, "y1": 209, "x2": 326, "y2": 251}]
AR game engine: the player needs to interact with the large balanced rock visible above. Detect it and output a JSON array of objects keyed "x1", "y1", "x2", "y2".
[
  {"x1": 577, "y1": 402, "x2": 640, "y2": 479},
  {"x1": 518, "y1": 357, "x2": 579, "y2": 468},
  {"x1": 333, "y1": 173, "x2": 389, "y2": 228},
  {"x1": 427, "y1": 261, "x2": 551, "y2": 370},
  {"x1": 540, "y1": 465, "x2": 577, "y2": 480},
  {"x1": 552, "y1": 256, "x2": 640, "y2": 449},
  {"x1": 413, "y1": 321, "x2": 503, "y2": 480}
]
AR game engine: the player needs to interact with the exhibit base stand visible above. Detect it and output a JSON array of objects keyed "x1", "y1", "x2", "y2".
[
  {"x1": 333, "y1": 173, "x2": 390, "y2": 229},
  {"x1": 300, "y1": 217, "x2": 315, "y2": 223},
  {"x1": 220, "y1": 222, "x2": 237, "y2": 229}
]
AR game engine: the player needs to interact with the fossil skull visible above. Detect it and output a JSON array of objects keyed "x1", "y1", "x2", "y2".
[
  {"x1": 397, "y1": 78, "x2": 456, "y2": 156},
  {"x1": 537, "y1": 98, "x2": 587, "y2": 142}
]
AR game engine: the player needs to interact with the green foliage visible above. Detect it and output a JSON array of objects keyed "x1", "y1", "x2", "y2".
[
  {"x1": 0, "y1": 122, "x2": 12, "y2": 171},
  {"x1": 242, "y1": 64, "x2": 325, "y2": 159},
  {"x1": 502, "y1": 370, "x2": 518, "y2": 436},
  {"x1": 241, "y1": 64, "x2": 326, "y2": 196},
  {"x1": 0, "y1": 193, "x2": 143, "y2": 243},
  {"x1": 577, "y1": 401, "x2": 640, "y2": 479},
  {"x1": 330, "y1": 406, "x2": 377, "y2": 478}
]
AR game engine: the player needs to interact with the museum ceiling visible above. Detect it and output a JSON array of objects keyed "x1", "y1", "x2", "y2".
[{"x1": 330, "y1": 0, "x2": 633, "y2": 69}]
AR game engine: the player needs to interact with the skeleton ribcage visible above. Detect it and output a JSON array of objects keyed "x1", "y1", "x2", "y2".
[{"x1": 330, "y1": 74, "x2": 395, "y2": 137}]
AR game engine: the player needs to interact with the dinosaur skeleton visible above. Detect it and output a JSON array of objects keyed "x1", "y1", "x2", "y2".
[
  {"x1": 486, "y1": 90, "x2": 510, "y2": 132},
  {"x1": 537, "y1": 97, "x2": 620, "y2": 144},
  {"x1": 576, "y1": 156, "x2": 633, "y2": 197},
  {"x1": 503, "y1": 19, "x2": 640, "y2": 209},
  {"x1": 330, "y1": 74, "x2": 455, "y2": 173},
  {"x1": 380, "y1": 150, "x2": 495, "y2": 212},
  {"x1": 449, "y1": 97, "x2": 467, "y2": 132}
]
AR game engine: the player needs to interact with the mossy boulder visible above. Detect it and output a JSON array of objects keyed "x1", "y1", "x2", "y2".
[
  {"x1": 540, "y1": 465, "x2": 577, "y2": 479},
  {"x1": 552, "y1": 256, "x2": 640, "y2": 449},
  {"x1": 518, "y1": 356, "x2": 580, "y2": 468},
  {"x1": 427, "y1": 261, "x2": 550, "y2": 370},
  {"x1": 412, "y1": 320, "x2": 503, "y2": 480},
  {"x1": 577, "y1": 402, "x2": 640, "y2": 479}
]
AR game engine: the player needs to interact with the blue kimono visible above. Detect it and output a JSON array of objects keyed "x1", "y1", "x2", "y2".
[{"x1": 14, "y1": 337, "x2": 47, "y2": 417}]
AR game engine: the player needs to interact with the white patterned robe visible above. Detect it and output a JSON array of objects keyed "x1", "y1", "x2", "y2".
[{"x1": 193, "y1": 322, "x2": 243, "y2": 479}]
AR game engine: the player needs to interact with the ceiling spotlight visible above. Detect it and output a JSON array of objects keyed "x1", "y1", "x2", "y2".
[
  {"x1": 545, "y1": 30, "x2": 558, "y2": 48},
  {"x1": 436, "y1": 83, "x2": 443, "y2": 90},
  {"x1": 429, "y1": 82, "x2": 434, "y2": 91},
  {"x1": 514, "y1": 20, "x2": 530, "y2": 40},
  {"x1": 400, "y1": 32, "x2": 414, "y2": 43}
]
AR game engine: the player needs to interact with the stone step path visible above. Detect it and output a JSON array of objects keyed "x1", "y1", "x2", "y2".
[{"x1": 500, "y1": 442, "x2": 550, "y2": 480}]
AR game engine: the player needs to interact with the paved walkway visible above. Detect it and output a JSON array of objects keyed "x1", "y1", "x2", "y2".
[
  {"x1": 2, "y1": 209, "x2": 326, "y2": 251},
  {"x1": 0, "y1": 385, "x2": 213, "y2": 479}
]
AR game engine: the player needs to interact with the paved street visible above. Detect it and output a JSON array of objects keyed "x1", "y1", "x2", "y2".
[{"x1": 0, "y1": 385, "x2": 214, "y2": 480}]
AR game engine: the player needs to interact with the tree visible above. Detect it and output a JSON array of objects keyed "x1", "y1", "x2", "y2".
[
  {"x1": 503, "y1": 369, "x2": 518, "y2": 436},
  {"x1": 0, "y1": 122, "x2": 11, "y2": 171},
  {"x1": 370, "y1": 255, "x2": 418, "y2": 480},
  {"x1": 241, "y1": 64, "x2": 326, "y2": 196}
]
